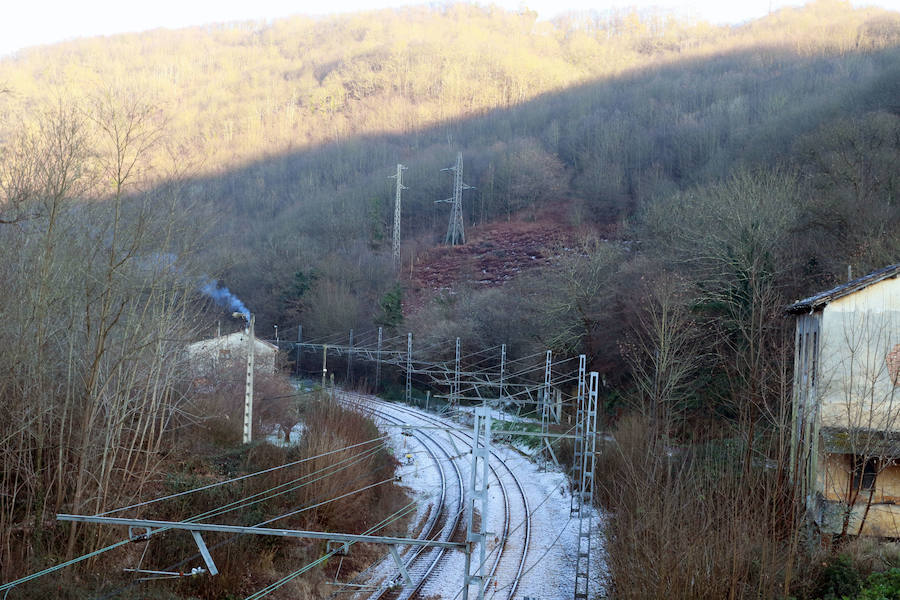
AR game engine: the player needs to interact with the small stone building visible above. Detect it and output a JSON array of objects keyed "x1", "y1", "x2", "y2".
[
  {"x1": 789, "y1": 264, "x2": 900, "y2": 536},
  {"x1": 187, "y1": 331, "x2": 278, "y2": 376}
]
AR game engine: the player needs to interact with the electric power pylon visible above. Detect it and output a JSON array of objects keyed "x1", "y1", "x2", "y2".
[
  {"x1": 436, "y1": 152, "x2": 471, "y2": 246},
  {"x1": 390, "y1": 164, "x2": 407, "y2": 267}
]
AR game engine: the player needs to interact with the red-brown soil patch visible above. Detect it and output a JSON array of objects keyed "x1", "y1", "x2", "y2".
[{"x1": 403, "y1": 202, "x2": 602, "y2": 312}]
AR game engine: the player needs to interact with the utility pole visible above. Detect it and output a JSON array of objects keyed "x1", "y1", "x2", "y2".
[
  {"x1": 296, "y1": 325, "x2": 302, "y2": 375},
  {"x1": 347, "y1": 329, "x2": 354, "y2": 383},
  {"x1": 390, "y1": 163, "x2": 407, "y2": 268},
  {"x1": 242, "y1": 315, "x2": 255, "y2": 444},
  {"x1": 574, "y1": 372, "x2": 600, "y2": 600},
  {"x1": 541, "y1": 350, "x2": 552, "y2": 446},
  {"x1": 322, "y1": 345, "x2": 328, "y2": 390},
  {"x1": 453, "y1": 337, "x2": 461, "y2": 412},
  {"x1": 375, "y1": 327, "x2": 383, "y2": 393},
  {"x1": 436, "y1": 152, "x2": 471, "y2": 246},
  {"x1": 571, "y1": 355, "x2": 586, "y2": 515},
  {"x1": 540, "y1": 350, "x2": 560, "y2": 468},
  {"x1": 406, "y1": 333, "x2": 412, "y2": 404},
  {"x1": 498, "y1": 344, "x2": 506, "y2": 419}
]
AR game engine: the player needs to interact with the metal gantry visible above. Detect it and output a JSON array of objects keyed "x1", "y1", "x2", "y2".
[
  {"x1": 436, "y1": 152, "x2": 471, "y2": 246},
  {"x1": 570, "y1": 355, "x2": 587, "y2": 515},
  {"x1": 56, "y1": 514, "x2": 464, "y2": 584},
  {"x1": 463, "y1": 406, "x2": 492, "y2": 600},
  {"x1": 541, "y1": 350, "x2": 552, "y2": 443},
  {"x1": 453, "y1": 337, "x2": 461, "y2": 412},
  {"x1": 574, "y1": 371, "x2": 600, "y2": 600},
  {"x1": 540, "y1": 350, "x2": 561, "y2": 467},
  {"x1": 390, "y1": 163, "x2": 407, "y2": 267}
]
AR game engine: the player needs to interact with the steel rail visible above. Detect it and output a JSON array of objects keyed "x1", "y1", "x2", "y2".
[
  {"x1": 334, "y1": 395, "x2": 466, "y2": 600},
  {"x1": 360, "y1": 404, "x2": 466, "y2": 600},
  {"x1": 359, "y1": 396, "x2": 531, "y2": 600}
]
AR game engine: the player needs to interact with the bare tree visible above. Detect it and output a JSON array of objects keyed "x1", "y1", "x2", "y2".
[
  {"x1": 620, "y1": 272, "x2": 703, "y2": 434},
  {"x1": 643, "y1": 168, "x2": 801, "y2": 465},
  {"x1": 541, "y1": 236, "x2": 622, "y2": 359},
  {"x1": 0, "y1": 93, "x2": 206, "y2": 573}
]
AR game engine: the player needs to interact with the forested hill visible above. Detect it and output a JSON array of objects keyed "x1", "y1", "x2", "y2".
[
  {"x1": 5, "y1": 3, "x2": 900, "y2": 595},
  {"x1": 1, "y1": 0, "x2": 899, "y2": 343}
]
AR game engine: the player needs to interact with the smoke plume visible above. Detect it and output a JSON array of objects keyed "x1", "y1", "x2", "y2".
[{"x1": 200, "y1": 280, "x2": 250, "y2": 321}]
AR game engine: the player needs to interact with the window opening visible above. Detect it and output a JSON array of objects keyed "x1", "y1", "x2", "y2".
[{"x1": 851, "y1": 455, "x2": 878, "y2": 493}]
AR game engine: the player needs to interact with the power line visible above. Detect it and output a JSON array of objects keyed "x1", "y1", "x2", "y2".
[
  {"x1": 97, "y1": 435, "x2": 388, "y2": 516},
  {"x1": 95, "y1": 445, "x2": 407, "y2": 599},
  {"x1": 189, "y1": 443, "x2": 390, "y2": 524},
  {"x1": 0, "y1": 539, "x2": 132, "y2": 594},
  {"x1": 243, "y1": 500, "x2": 420, "y2": 600},
  {"x1": 0, "y1": 438, "x2": 394, "y2": 594}
]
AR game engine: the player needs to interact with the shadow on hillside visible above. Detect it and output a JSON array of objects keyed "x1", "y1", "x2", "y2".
[{"x1": 167, "y1": 40, "x2": 900, "y2": 332}]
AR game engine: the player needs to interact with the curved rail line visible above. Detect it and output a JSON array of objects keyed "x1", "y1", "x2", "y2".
[
  {"x1": 385, "y1": 401, "x2": 531, "y2": 600},
  {"x1": 332, "y1": 394, "x2": 465, "y2": 600},
  {"x1": 374, "y1": 409, "x2": 465, "y2": 600},
  {"x1": 354, "y1": 395, "x2": 532, "y2": 600}
]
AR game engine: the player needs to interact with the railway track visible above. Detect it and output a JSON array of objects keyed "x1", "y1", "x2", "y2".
[
  {"x1": 341, "y1": 393, "x2": 533, "y2": 600},
  {"x1": 329, "y1": 395, "x2": 465, "y2": 600}
]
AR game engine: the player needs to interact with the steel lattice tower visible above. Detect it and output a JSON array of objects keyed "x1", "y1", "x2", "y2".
[
  {"x1": 390, "y1": 164, "x2": 407, "y2": 267},
  {"x1": 570, "y1": 355, "x2": 587, "y2": 515},
  {"x1": 436, "y1": 152, "x2": 471, "y2": 246},
  {"x1": 574, "y1": 371, "x2": 600, "y2": 600}
]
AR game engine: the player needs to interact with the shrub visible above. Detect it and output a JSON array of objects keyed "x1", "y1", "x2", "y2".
[
  {"x1": 815, "y1": 554, "x2": 862, "y2": 599},
  {"x1": 858, "y1": 568, "x2": 900, "y2": 600}
]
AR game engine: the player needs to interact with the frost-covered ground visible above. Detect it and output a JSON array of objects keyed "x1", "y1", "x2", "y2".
[
  {"x1": 264, "y1": 422, "x2": 306, "y2": 446},
  {"x1": 347, "y1": 395, "x2": 609, "y2": 600}
]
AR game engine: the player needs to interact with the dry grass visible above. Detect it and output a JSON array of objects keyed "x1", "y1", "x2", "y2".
[
  {"x1": 39, "y1": 392, "x2": 411, "y2": 599},
  {"x1": 187, "y1": 363, "x2": 298, "y2": 446},
  {"x1": 597, "y1": 414, "x2": 805, "y2": 600}
]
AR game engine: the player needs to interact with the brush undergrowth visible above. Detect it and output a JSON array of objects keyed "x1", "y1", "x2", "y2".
[{"x1": 23, "y1": 386, "x2": 409, "y2": 600}]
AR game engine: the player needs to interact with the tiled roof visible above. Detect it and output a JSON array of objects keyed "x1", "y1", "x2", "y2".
[{"x1": 786, "y1": 264, "x2": 900, "y2": 314}]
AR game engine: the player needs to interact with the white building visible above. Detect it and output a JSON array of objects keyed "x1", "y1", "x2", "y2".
[
  {"x1": 187, "y1": 331, "x2": 278, "y2": 376},
  {"x1": 788, "y1": 264, "x2": 900, "y2": 536}
]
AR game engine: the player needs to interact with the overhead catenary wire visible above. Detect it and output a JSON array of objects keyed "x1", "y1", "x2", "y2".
[
  {"x1": 98, "y1": 435, "x2": 389, "y2": 516},
  {"x1": 187, "y1": 443, "x2": 391, "y2": 524},
  {"x1": 142, "y1": 332, "x2": 586, "y2": 594},
  {"x1": 367, "y1": 394, "x2": 588, "y2": 600},
  {"x1": 448, "y1": 461, "x2": 583, "y2": 600},
  {"x1": 5, "y1": 441, "x2": 395, "y2": 596},
  {"x1": 95, "y1": 442, "x2": 412, "y2": 600},
  {"x1": 250, "y1": 474, "x2": 403, "y2": 528},
  {"x1": 0, "y1": 439, "x2": 394, "y2": 594},
  {"x1": 242, "y1": 499, "x2": 421, "y2": 600},
  {"x1": 0, "y1": 539, "x2": 133, "y2": 594},
  {"x1": 14, "y1": 320, "x2": 587, "y2": 598}
]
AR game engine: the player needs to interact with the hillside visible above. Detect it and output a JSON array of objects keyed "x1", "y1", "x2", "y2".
[
  {"x1": 1, "y1": 0, "x2": 898, "y2": 378},
  {"x1": 2, "y1": 3, "x2": 900, "y2": 597}
]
